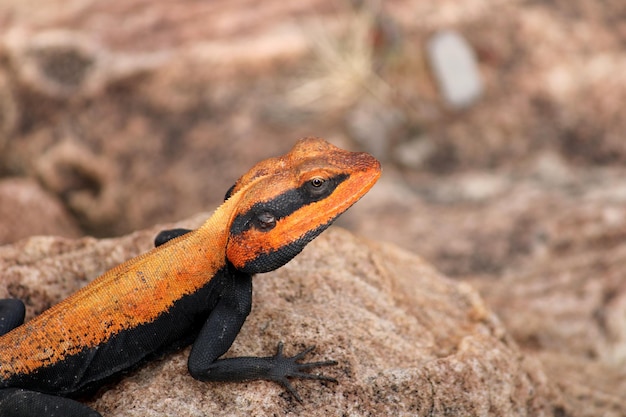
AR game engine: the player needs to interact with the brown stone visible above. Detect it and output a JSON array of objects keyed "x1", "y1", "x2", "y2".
[
  {"x1": 0, "y1": 1, "x2": 624, "y2": 416},
  {"x1": 0, "y1": 224, "x2": 560, "y2": 416},
  {"x1": 0, "y1": 178, "x2": 81, "y2": 245}
]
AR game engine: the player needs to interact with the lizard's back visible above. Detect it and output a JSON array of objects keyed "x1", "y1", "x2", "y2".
[{"x1": 0, "y1": 224, "x2": 228, "y2": 395}]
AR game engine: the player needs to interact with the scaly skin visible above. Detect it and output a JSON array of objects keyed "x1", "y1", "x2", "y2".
[{"x1": 0, "y1": 137, "x2": 381, "y2": 416}]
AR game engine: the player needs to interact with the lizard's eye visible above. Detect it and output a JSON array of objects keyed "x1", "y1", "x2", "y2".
[
  {"x1": 254, "y1": 212, "x2": 276, "y2": 231},
  {"x1": 310, "y1": 177, "x2": 325, "y2": 187},
  {"x1": 306, "y1": 176, "x2": 329, "y2": 197}
]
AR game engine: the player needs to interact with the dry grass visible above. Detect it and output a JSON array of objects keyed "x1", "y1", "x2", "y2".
[{"x1": 287, "y1": 6, "x2": 392, "y2": 113}]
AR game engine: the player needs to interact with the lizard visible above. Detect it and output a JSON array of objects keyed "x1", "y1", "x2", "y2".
[{"x1": 0, "y1": 137, "x2": 381, "y2": 417}]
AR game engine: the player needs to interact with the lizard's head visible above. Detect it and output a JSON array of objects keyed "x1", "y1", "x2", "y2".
[{"x1": 225, "y1": 137, "x2": 381, "y2": 274}]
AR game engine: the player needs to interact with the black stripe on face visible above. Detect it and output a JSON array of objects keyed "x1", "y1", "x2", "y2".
[
  {"x1": 238, "y1": 219, "x2": 334, "y2": 274},
  {"x1": 229, "y1": 173, "x2": 348, "y2": 236}
]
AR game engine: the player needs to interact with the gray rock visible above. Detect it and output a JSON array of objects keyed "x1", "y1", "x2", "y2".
[
  {"x1": 0, "y1": 178, "x2": 81, "y2": 245},
  {"x1": 346, "y1": 98, "x2": 405, "y2": 160},
  {"x1": 0, "y1": 224, "x2": 559, "y2": 416},
  {"x1": 427, "y1": 30, "x2": 483, "y2": 109}
]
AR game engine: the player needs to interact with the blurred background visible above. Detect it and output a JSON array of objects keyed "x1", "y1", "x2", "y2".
[{"x1": 0, "y1": 0, "x2": 625, "y2": 413}]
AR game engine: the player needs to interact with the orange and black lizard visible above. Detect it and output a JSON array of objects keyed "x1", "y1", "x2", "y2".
[{"x1": 0, "y1": 138, "x2": 381, "y2": 416}]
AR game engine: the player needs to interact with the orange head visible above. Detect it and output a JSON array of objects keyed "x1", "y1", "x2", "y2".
[{"x1": 224, "y1": 137, "x2": 381, "y2": 273}]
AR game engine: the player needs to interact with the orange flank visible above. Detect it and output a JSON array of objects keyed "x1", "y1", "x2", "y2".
[
  {"x1": 0, "y1": 190, "x2": 243, "y2": 379},
  {"x1": 0, "y1": 137, "x2": 381, "y2": 385}
]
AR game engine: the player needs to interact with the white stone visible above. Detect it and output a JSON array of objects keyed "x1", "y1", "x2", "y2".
[{"x1": 427, "y1": 30, "x2": 483, "y2": 109}]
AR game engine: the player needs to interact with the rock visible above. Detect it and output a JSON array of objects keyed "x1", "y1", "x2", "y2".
[
  {"x1": 4, "y1": 29, "x2": 106, "y2": 98},
  {"x1": 0, "y1": 72, "x2": 18, "y2": 144},
  {"x1": 537, "y1": 351, "x2": 626, "y2": 417},
  {"x1": 3, "y1": 28, "x2": 169, "y2": 99},
  {"x1": 391, "y1": 136, "x2": 436, "y2": 169},
  {"x1": 468, "y1": 192, "x2": 626, "y2": 417},
  {"x1": 346, "y1": 98, "x2": 405, "y2": 160},
  {"x1": 0, "y1": 222, "x2": 559, "y2": 416},
  {"x1": 34, "y1": 139, "x2": 123, "y2": 235},
  {"x1": 0, "y1": 178, "x2": 81, "y2": 245},
  {"x1": 427, "y1": 30, "x2": 483, "y2": 109}
]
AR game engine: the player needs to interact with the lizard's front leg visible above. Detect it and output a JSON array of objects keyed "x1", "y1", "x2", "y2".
[{"x1": 186, "y1": 268, "x2": 337, "y2": 401}]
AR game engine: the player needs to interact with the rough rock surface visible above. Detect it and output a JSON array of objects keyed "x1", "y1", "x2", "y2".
[
  {"x1": 355, "y1": 168, "x2": 626, "y2": 417},
  {"x1": 0, "y1": 225, "x2": 560, "y2": 416},
  {"x1": 1, "y1": 0, "x2": 625, "y2": 416},
  {"x1": 0, "y1": 178, "x2": 81, "y2": 245}
]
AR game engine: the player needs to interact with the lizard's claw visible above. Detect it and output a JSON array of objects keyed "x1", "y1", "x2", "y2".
[{"x1": 271, "y1": 342, "x2": 338, "y2": 402}]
